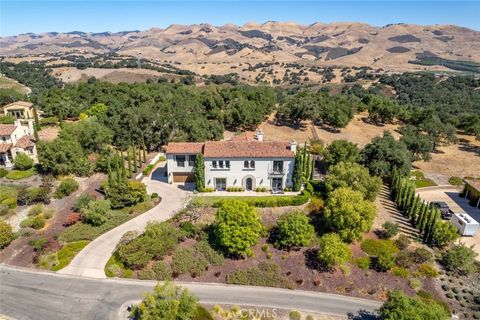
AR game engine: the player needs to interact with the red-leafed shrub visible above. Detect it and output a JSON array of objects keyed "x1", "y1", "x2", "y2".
[{"x1": 64, "y1": 212, "x2": 81, "y2": 226}]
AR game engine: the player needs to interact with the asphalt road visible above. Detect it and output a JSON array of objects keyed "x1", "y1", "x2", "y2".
[{"x1": 0, "y1": 265, "x2": 381, "y2": 320}]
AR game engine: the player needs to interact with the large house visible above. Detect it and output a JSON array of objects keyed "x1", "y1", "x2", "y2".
[
  {"x1": 0, "y1": 101, "x2": 38, "y2": 168},
  {"x1": 165, "y1": 131, "x2": 297, "y2": 191}
]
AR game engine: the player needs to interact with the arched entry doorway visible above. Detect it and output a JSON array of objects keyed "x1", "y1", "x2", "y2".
[{"x1": 242, "y1": 175, "x2": 256, "y2": 191}]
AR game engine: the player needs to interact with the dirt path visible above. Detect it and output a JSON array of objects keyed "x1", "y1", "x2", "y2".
[
  {"x1": 374, "y1": 185, "x2": 419, "y2": 239},
  {"x1": 0, "y1": 174, "x2": 105, "y2": 267}
]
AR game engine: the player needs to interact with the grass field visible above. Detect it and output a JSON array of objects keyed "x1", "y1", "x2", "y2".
[{"x1": 0, "y1": 76, "x2": 30, "y2": 94}]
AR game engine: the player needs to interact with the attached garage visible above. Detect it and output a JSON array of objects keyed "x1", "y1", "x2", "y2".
[{"x1": 172, "y1": 172, "x2": 195, "y2": 183}]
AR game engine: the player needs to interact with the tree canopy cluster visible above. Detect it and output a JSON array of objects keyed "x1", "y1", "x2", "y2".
[{"x1": 35, "y1": 81, "x2": 275, "y2": 149}]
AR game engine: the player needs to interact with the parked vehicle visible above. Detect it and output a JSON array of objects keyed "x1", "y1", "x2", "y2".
[
  {"x1": 431, "y1": 201, "x2": 453, "y2": 219},
  {"x1": 451, "y1": 213, "x2": 479, "y2": 236}
]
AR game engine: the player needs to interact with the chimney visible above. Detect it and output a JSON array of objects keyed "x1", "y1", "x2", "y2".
[
  {"x1": 290, "y1": 140, "x2": 297, "y2": 153},
  {"x1": 256, "y1": 129, "x2": 264, "y2": 142}
]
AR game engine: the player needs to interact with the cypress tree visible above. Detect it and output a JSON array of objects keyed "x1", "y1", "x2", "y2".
[
  {"x1": 115, "y1": 155, "x2": 122, "y2": 184},
  {"x1": 138, "y1": 145, "x2": 142, "y2": 168},
  {"x1": 396, "y1": 179, "x2": 405, "y2": 206},
  {"x1": 426, "y1": 209, "x2": 440, "y2": 244},
  {"x1": 132, "y1": 146, "x2": 137, "y2": 172},
  {"x1": 302, "y1": 143, "x2": 308, "y2": 177},
  {"x1": 410, "y1": 196, "x2": 421, "y2": 222},
  {"x1": 309, "y1": 157, "x2": 315, "y2": 180},
  {"x1": 33, "y1": 107, "x2": 41, "y2": 132},
  {"x1": 405, "y1": 186, "x2": 415, "y2": 212},
  {"x1": 418, "y1": 203, "x2": 430, "y2": 232},
  {"x1": 127, "y1": 148, "x2": 132, "y2": 178},
  {"x1": 292, "y1": 152, "x2": 303, "y2": 191},
  {"x1": 142, "y1": 145, "x2": 147, "y2": 163},
  {"x1": 120, "y1": 151, "x2": 127, "y2": 180},
  {"x1": 193, "y1": 153, "x2": 205, "y2": 191},
  {"x1": 107, "y1": 157, "x2": 113, "y2": 186}
]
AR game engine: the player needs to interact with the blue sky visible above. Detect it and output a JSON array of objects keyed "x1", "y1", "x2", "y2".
[{"x1": 1, "y1": 1, "x2": 479, "y2": 36}]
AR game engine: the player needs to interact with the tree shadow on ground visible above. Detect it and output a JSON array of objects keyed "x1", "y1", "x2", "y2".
[{"x1": 348, "y1": 310, "x2": 379, "y2": 320}]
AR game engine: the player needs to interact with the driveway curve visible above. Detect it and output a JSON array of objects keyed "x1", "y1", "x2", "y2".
[{"x1": 59, "y1": 165, "x2": 189, "y2": 278}]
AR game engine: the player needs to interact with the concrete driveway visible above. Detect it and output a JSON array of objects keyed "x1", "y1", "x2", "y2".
[
  {"x1": 59, "y1": 164, "x2": 190, "y2": 278},
  {"x1": 417, "y1": 185, "x2": 480, "y2": 260}
]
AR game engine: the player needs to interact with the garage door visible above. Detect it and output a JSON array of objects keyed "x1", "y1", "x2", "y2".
[{"x1": 173, "y1": 172, "x2": 195, "y2": 183}]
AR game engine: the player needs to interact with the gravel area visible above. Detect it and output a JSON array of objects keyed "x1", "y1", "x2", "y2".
[{"x1": 7, "y1": 206, "x2": 30, "y2": 232}]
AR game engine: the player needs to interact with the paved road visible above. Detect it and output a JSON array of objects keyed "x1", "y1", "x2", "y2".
[
  {"x1": 0, "y1": 265, "x2": 381, "y2": 320},
  {"x1": 59, "y1": 165, "x2": 189, "y2": 278}
]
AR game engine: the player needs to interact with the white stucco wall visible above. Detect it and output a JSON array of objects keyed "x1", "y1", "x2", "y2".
[{"x1": 204, "y1": 157, "x2": 294, "y2": 190}]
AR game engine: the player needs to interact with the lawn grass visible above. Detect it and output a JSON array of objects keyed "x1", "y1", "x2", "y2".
[
  {"x1": 59, "y1": 200, "x2": 154, "y2": 242},
  {"x1": 5, "y1": 168, "x2": 35, "y2": 180},
  {"x1": 410, "y1": 170, "x2": 437, "y2": 188}
]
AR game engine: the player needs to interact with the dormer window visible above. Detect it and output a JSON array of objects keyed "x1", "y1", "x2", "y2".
[{"x1": 244, "y1": 160, "x2": 249, "y2": 168}]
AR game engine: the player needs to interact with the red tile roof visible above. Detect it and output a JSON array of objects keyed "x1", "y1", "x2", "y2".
[
  {"x1": 0, "y1": 143, "x2": 12, "y2": 153},
  {"x1": 203, "y1": 140, "x2": 295, "y2": 158},
  {"x1": 15, "y1": 135, "x2": 35, "y2": 149},
  {"x1": 0, "y1": 124, "x2": 16, "y2": 136},
  {"x1": 165, "y1": 142, "x2": 204, "y2": 154}
]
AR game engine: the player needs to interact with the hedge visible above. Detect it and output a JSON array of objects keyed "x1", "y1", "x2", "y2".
[{"x1": 200, "y1": 191, "x2": 310, "y2": 208}]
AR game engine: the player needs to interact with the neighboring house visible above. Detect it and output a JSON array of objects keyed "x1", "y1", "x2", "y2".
[
  {"x1": 463, "y1": 179, "x2": 480, "y2": 208},
  {"x1": 165, "y1": 131, "x2": 297, "y2": 191},
  {"x1": 0, "y1": 101, "x2": 38, "y2": 168}
]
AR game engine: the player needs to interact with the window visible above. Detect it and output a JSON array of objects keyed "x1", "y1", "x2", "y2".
[
  {"x1": 188, "y1": 155, "x2": 196, "y2": 166},
  {"x1": 273, "y1": 161, "x2": 283, "y2": 173},
  {"x1": 271, "y1": 178, "x2": 283, "y2": 191},
  {"x1": 244, "y1": 160, "x2": 249, "y2": 168},
  {"x1": 176, "y1": 155, "x2": 185, "y2": 167},
  {"x1": 226, "y1": 161, "x2": 230, "y2": 168},
  {"x1": 250, "y1": 161, "x2": 255, "y2": 169},
  {"x1": 215, "y1": 178, "x2": 227, "y2": 191},
  {"x1": 212, "y1": 160, "x2": 217, "y2": 168},
  {"x1": 219, "y1": 160, "x2": 224, "y2": 168}
]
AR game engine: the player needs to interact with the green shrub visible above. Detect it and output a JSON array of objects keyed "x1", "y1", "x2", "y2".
[
  {"x1": 442, "y1": 244, "x2": 477, "y2": 275},
  {"x1": 43, "y1": 208, "x2": 54, "y2": 219},
  {"x1": 0, "y1": 168, "x2": 8, "y2": 178},
  {"x1": 0, "y1": 220, "x2": 15, "y2": 249},
  {"x1": 448, "y1": 176, "x2": 463, "y2": 186},
  {"x1": 226, "y1": 187, "x2": 244, "y2": 192},
  {"x1": 20, "y1": 217, "x2": 34, "y2": 228},
  {"x1": 207, "y1": 192, "x2": 310, "y2": 208},
  {"x1": 396, "y1": 251, "x2": 415, "y2": 268},
  {"x1": 28, "y1": 204, "x2": 44, "y2": 216},
  {"x1": 201, "y1": 187, "x2": 215, "y2": 193},
  {"x1": 172, "y1": 247, "x2": 209, "y2": 277},
  {"x1": 193, "y1": 305, "x2": 214, "y2": 320},
  {"x1": 81, "y1": 199, "x2": 111, "y2": 226},
  {"x1": 115, "y1": 222, "x2": 182, "y2": 269},
  {"x1": 409, "y1": 278, "x2": 422, "y2": 290},
  {"x1": 413, "y1": 248, "x2": 433, "y2": 263},
  {"x1": 105, "y1": 180, "x2": 147, "y2": 209},
  {"x1": 214, "y1": 200, "x2": 264, "y2": 257},
  {"x1": 73, "y1": 193, "x2": 95, "y2": 211},
  {"x1": 193, "y1": 241, "x2": 224, "y2": 266},
  {"x1": 29, "y1": 237, "x2": 48, "y2": 251},
  {"x1": 226, "y1": 261, "x2": 293, "y2": 288},
  {"x1": 54, "y1": 178, "x2": 79, "y2": 199},
  {"x1": 376, "y1": 251, "x2": 395, "y2": 271},
  {"x1": 142, "y1": 164, "x2": 155, "y2": 176},
  {"x1": 317, "y1": 233, "x2": 352, "y2": 269},
  {"x1": 395, "y1": 234, "x2": 411, "y2": 250},
  {"x1": 14, "y1": 153, "x2": 34, "y2": 170},
  {"x1": 418, "y1": 263, "x2": 439, "y2": 278},
  {"x1": 31, "y1": 215, "x2": 46, "y2": 229},
  {"x1": 262, "y1": 244, "x2": 269, "y2": 252},
  {"x1": 273, "y1": 211, "x2": 315, "y2": 249},
  {"x1": 361, "y1": 239, "x2": 399, "y2": 256},
  {"x1": 391, "y1": 266, "x2": 409, "y2": 278},
  {"x1": 151, "y1": 192, "x2": 159, "y2": 199},
  {"x1": 39, "y1": 240, "x2": 89, "y2": 271},
  {"x1": 255, "y1": 187, "x2": 267, "y2": 192},
  {"x1": 382, "y1": 222, "x2": 400, "y2": 239},
  {"x1": 289, "y1": 310, "x2": 301, "y2": 320},
  {"x1": 152, "y1": 261, "x2": 173, "y2": 280},
  {"x1": 40, "y1": 116, "x2": 59, "y2": 126},
  {"x1": 355, "y1": 256, "x2": 371, "y2": 270},
  {"x1": 6, "y1": 168, "x2": 35, "y2": 180}
]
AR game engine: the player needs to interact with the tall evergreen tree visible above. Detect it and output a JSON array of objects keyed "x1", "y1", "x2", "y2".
[
  {"x1": 292, "y1": 152, "x2": 303, "y2": 191},
  {"x1": 193, "y1": 153, "x2": 205, "y2": 191},
  {"x1": 138, "y1": 145, "x2": 142, "y2": 168},
  {"x1": 132, "y1": 145, "x2": 137, "y2": 172},
  {"x1": 107, "y1": 157, "x2": 113, "y2": 186},
  {"x1": 33, "y1": 106, "x2": 41, "y2": 132},
  {"x1": 127, "y1": 148, "x2": 132, "y2": 178}
]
